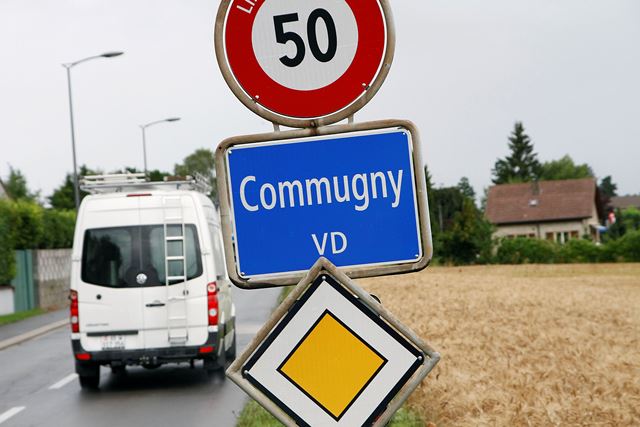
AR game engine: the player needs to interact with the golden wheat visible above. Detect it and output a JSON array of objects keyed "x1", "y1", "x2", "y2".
[{"x1": 360, "y1": 264, "x2": 640, "y2": 426}]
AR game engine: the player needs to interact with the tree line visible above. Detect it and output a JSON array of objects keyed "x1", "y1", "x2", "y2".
[
  {"x1": 425, "y1": 121, "x2": 637, "y2": 265},
  {"x1": 3, "y1": 124, "x2": 638, "y2": 267}
]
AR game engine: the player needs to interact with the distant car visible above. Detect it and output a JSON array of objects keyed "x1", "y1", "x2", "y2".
[{"x1": 70, "y1": 174, "x2": 236, "y2": 389}]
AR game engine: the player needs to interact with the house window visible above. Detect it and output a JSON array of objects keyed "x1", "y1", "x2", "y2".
[
  {"x1": 546, "y1": 232, "x2": 554, "y2": 241},
  {"x1": 555, "y1": 232, "x2": 571, "y2": 245}
]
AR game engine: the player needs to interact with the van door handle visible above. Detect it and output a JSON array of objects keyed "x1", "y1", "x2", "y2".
[{"x1": 145, "y1": 301, "x2": 165, "y2": 307}]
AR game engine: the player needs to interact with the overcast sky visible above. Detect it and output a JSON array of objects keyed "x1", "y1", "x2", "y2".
[{"x1": 1, "y1": 0, "x2": 639, "y2": 202}]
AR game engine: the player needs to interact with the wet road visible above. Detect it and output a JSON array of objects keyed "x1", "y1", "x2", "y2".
[{"x1": 0, "y1": 286, "x2": 280, "y2": 427}]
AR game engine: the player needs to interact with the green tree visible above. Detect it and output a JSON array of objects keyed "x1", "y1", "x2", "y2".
[
  {"x1": 538, "y1": 155, "x2": 594, "y2": 181},
  {"x1": 492, "y1": 122, "x2": 541, "y2": 184},
  {"x1": 148, "y1": 169, "x2": 171, "y2": 182},
  {"x1": 599, "y1": 176, "x2": 617, "y2": 198},
  {"x1": 4, "y1": 166, "x2": 38, "y2": 202},
  {"x1": 49, "y1": 165, "x2": 96, "y2": 210},
  {"x1": 440, "y1": 198, "x2": 493, "y2": 265},
  {"x1": 431, "y1": 187, "x2": 466, "y2": 233},
  {"x1": 174, "y1": 149, "x2": 217, "y2": 201},
  {"x1": 457, "y1": 177, "x2": 476, "y2": 203}
]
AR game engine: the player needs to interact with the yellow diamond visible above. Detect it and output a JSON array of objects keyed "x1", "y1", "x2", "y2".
[{"x1": 278, "y1": 311, "x2": 386, "y2": 419}]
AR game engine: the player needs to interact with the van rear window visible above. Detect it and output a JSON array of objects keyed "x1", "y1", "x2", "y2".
[{"x1": 81, "y1": 224, "x2": 202, "y2": 288}]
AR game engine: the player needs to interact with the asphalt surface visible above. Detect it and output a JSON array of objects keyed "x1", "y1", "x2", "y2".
[{"x1": 0, "y1": 286, "x2": 281, "y2": 427}]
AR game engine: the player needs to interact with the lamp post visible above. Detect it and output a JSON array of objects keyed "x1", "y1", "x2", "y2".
[
  {"x1": 63, "y1": 51, "x2": 123, "y2": 210},
  {"x1": 140, "y1": 118, "x2": 181, "y2": 176}
]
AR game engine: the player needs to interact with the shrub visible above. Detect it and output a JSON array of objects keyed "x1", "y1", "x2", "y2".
[
  {"x1": 0, "y1": 200, "x2": 76, "y2": 284},
  {"x1": 558, "y1": 239, "x2": 601, "y2": 263},
  {"x1": 0, "y1": 200, "x2": 17, "y2": 284},
  {"x1": 13, "y1": 200, "x2": 44, "y2": 250},
  {"x1": 617, "y1": 230, "x2": 640, "y2": 262},
  {"x1": 40, "y1": 209, "x2": 76, "y2": 249},
  {"x1": 599, "y1": 239, "x2": 622, "y2": 262},
  {"x1": 495, "y1": 237, "x2": 557, "y2": 264}
]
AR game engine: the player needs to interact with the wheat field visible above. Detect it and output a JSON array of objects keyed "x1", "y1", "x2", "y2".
[{"x1": 360, "y1": 264, "x2": 640, "y2": 426}]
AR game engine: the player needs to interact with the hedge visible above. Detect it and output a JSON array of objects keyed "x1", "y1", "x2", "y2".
[
  {"x1": 495, "y1": 238, "x2": 557, "y2": 264},
  {"x1": 0, "y1": 200, "x2": 17, "y2": 284},
  {"x1": 0, "y1": 199, "x2": 76, "y2": 284},
  {"x1": 496, "y1": 233, "x2": 640, "y2": 264}
]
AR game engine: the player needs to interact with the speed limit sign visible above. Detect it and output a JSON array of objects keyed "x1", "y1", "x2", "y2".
[{"x1": 214, "y1": 0, "x2": 395, "y2": 128}]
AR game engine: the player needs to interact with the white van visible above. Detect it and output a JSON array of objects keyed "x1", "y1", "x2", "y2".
[{"x1": 70, "y1": 174, "x2": 235, "y2": 389}]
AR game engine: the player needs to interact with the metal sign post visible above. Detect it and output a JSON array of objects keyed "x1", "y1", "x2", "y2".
[
  {"x1": 226, "y1": 257, "x2": 440, "y2": 427},
  {"x1": 215, "y1": 120, "x2": 433, "y2": 289},
  {"x1": 214, "y1": 0, "x2": 440, "y2": 423}
]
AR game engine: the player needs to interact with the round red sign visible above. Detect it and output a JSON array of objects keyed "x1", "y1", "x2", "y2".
[{"x1": 215, "y1": 0, "x2": 394, "y2": 128}]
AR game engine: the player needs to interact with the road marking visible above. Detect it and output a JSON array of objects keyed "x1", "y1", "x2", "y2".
[
  {"x1": 0, "y1": 407, "x2": 25, "y2": 424},
  {"x1": 49, "y1": 373, "x2": 78, "y2": 390}
]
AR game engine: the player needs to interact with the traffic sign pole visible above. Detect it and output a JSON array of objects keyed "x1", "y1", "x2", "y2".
[{"x1": 215, "y1": 1, "x2": 440, "y2": 422}]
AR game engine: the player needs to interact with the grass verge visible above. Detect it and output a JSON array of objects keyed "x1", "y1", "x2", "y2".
[
  {"x1": 0, "y1": 308, "x2": 45, "y2": 326},
  {"x1": 237, "y1": 399, "x2": 426, "y2": 427}
]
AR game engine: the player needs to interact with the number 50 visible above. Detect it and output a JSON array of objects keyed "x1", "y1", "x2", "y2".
[{"x1": 273, "y1": 9, "x2": 338, "y2": 68}]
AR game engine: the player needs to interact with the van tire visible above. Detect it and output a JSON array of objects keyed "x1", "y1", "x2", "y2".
[
  {"x1": 76, "y1": 362, "x2": 100, "y2": 390},
  {"x1": 79, "y1": 374, "x2": 100, "y2": 390},
  {"x1": 203, "y1": 356, "x2": 224, "y2": 378}
]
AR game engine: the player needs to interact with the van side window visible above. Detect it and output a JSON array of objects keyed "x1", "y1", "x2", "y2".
[
  {"x1": 210, "y1": 225, "x2": 227, "y2": 280},
  {"x1": 82, "y1": 224, "x2": 203, "y2": 288}
]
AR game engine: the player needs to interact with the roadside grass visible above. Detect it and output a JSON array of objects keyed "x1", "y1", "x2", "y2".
[
  {"x1": 236, "y1": 399, "x2": 426, "y2": 426},
  {"x1": 0, "y1": 308, "x2": 45, "y2": 326}
]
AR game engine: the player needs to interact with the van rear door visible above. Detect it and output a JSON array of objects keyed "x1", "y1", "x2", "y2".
[
  {"x1": 138, "y1": 195, "x2": 208, "y2": 349},
  {"x1": 79, "y1": 207, "x2": 146, "y2": 351}
]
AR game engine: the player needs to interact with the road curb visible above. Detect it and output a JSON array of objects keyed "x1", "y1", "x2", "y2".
[{"x1": 0, "y1": 319, "x2": 68, "y2": 351}]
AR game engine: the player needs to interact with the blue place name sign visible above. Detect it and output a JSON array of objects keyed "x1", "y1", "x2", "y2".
[{"x1": 222, "y1": 124, "x2": 430, "y2": 282}]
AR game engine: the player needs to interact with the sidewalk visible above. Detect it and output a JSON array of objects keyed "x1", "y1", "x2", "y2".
[{"x1": 0, "y1": 309, "x2": 67, "y2": 345}]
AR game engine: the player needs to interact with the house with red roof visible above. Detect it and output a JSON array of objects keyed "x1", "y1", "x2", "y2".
[{"x1": 485, "y1": 178, "x2": 604, "y2": 243}]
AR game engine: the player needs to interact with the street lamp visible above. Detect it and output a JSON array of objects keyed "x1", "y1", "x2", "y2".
[
  {"x1": 63, "y1": 51, "x2": 124, "y2": 210},
  {"x1": 140, "y1": 118, "x2": 181, "y2": 176}
]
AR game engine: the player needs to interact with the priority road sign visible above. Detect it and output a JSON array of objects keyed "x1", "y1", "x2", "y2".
[
  {"x1": 214, "y1": 0, "x2": 395, "y2": 128},
  {"x1": 226, "y1": 257, "x2": 440, "y2": 427},
  {"x1": 214, "y1": 120, "x2": 433, "y2": 288}
]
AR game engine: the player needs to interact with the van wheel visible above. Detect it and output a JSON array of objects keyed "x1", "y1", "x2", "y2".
[
  {"x1": 203, "y1": 357, "x2": 224, "y2": 378},
  {"x1": 79, "y1": 374, "x2": 100, "y2": 390},
  {"x1": 76, "y1": 360, "x2": 100, "y2": 390},
  {"x1": 76, "y1": 361, "x2": 100, "y2": 390}
]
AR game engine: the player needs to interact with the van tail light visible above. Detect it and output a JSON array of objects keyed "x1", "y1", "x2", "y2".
[
  {"x1": 70, "y1": 290, "x2": 79, "y2": 333},
  {"x1": 207, "y1": 282, "x2": 219, "y2": 326}
]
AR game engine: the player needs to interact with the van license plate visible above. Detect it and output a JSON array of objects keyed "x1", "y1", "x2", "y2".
[{"x1": 101, "y1": 335, "x2": 125, "y2": 350}]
